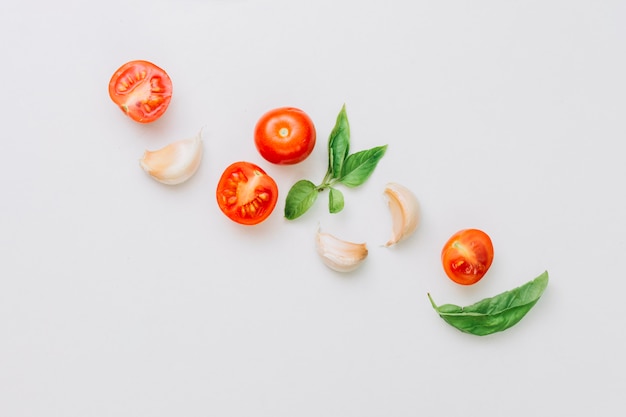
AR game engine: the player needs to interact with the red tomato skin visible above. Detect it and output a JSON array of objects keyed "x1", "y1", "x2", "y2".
[
  {"x1": 441, "y1": 229, "x2": 494, "y2": 285},
  {"x1": 108, "y1": 60, "x2": 172, "y2": 123},
  {"x1": 254, "y1": 107, "x2": 316, "y2": 165},
  {"x1": 216, "y1": 161, "x2": 279, "y2": 226}
]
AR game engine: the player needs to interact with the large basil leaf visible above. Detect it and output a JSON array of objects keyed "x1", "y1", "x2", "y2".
[
  {"x1": 327, "y1": 105, "x2": 350, "y2": 180},
  {"x1": 339, "y1": 145, "x2": 388, "y2": 187},
  {"x1": 284, "y1": 180, "x2": 318, "y2": 220},
  {"x1": 428, "y1": 271, "x2": 549, "y2": 336}
]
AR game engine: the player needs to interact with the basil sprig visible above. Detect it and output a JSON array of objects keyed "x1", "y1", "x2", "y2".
[
  {"x1": 284, "y1": 105, "x2": 387, "y2": 220},
  {"x1": 428, "y1": 271, "x2": 549, "y2": 336}
]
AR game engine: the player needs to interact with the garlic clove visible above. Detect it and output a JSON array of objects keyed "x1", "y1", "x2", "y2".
[
  {"x1": 140, "y1": 133, "x2": 203, "y2": 185},
  {"x1": 383, "y1": 182, "x2": 420, "y2": 247},
  {"x1": 316, "y1": 229, "x2": 368, "y2": 272}
]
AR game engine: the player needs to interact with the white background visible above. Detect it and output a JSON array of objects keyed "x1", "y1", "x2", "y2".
[{"x1": 1, "y1": 1, "x2": 625, "y2": 416}]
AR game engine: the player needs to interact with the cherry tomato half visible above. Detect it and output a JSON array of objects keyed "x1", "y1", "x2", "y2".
[
  {"x1": 108, "y1": 60, "x2": 173, "y2": 123},
  {"x1": 216, "y1": 161, "x2": 279, "y2": 225},
  {"x1": 254, "y1": 107, "x2": 316, "y2": 165},
  {"x1": 441, "y1": 229, "x2": 494, "y2": 285}
]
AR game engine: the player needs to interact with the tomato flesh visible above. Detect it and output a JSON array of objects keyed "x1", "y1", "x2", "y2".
[
  {"x1": 109, "y1": 60, "x2": 172, "y2": 123},
  {"x1": 441, "y1": 229, "x2": 494, "y2": 285},
  {"x1": 254, "y1": 107, "x2": 316, "y2": 164},
  {"x1": 216, "y1": 162, "x2": 278, "y2": 225}
]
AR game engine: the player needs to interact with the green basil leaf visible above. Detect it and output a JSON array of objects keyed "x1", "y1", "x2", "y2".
[
  {"x1": 339, "y1": 145, "x2": 388, "y2": 188},
  {"x1": 428, "y1": 271, "x2": 549, "y2": 336},
  {"x1": 327, "y1": 104, "x2": 350, "y2": 180},
  {"x1": 328, "y1": 187, "x2": 344, "y2": 214},
  {"x1": 284, "y1": 180, "x2": 318, "y2": 220}
]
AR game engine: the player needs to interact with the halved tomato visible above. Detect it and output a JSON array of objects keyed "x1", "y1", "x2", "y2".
[
  {"x1": 441, "y1": 229, "x2": 494, "y2": 285},
  {"x1": 216, "y1": 161, "x2": 279, "y2": 225},
  {"x1": 108, "y1": 60, "x2": 172, "y2": 123}
]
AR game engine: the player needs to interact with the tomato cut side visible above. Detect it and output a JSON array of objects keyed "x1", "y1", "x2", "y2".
[
  {"x1": 108, "y1": 60, "x2": 172, "y2": 123},
  {"x1": 216, "y1": 161, "x2": 279, "y2": 225},
  {"x1": 441, "y1": 229, "x2": 494, "y2": 285},
  {"x1": 254, "y1": 107, "x2": 316, "y2": 164}
]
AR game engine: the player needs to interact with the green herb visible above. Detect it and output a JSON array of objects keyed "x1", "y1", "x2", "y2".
[
  {"x1": 284, "y1": 105, "x2": 387, "y2": 220},
  {"x1": 427, "y1": 271, "x2": 549, "y2": 336}
]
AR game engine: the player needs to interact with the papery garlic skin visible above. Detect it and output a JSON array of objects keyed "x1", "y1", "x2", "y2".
[
  {"x1": 316, "y1": 229, "x2": 368, "y2": 272},
  {"x1": 140, "y1": 134, "x2": 203, "y2": 185},
  {"x1": 384, "y1": 182, "x2": 420, "y2": 247}
]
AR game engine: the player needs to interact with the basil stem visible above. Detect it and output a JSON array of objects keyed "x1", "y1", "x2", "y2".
[
  {"x1": 284, "y1": 105, "x2": 387, "y2": 220},
  {"x1": 428, "y1": 271, "x2": 549, "y2": 336}
]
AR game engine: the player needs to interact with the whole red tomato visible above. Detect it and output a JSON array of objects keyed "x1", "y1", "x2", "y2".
[
  {"x1": 216, "y1": 161, "x2": 279, "y2": 225},
  {"x1": 108, "y1": 60, "x2": 172, "y2": 123},
  {"x1": 441, "y1": 229, "x2": 494, "y2": 285},
  {"x1": 254, "y1": 107, "x2": 316, "y2": 164}
]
